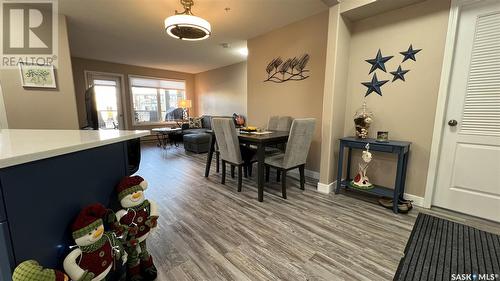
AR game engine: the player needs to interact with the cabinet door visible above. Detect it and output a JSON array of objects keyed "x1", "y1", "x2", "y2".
[
  {"x1": 0, "y1": 222, "x2": 14, "y2": 281},
  {"x1": 0, "y1": 183, "x2": 6, "y2": 221}
]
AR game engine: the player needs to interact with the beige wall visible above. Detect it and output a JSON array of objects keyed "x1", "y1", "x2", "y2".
[
  {"x1": 247, "y1": 11, "x2": 329, "y2": 172},
  {"x1": 0, "y1": 16, "x2": 79, "y2": 129},
  {"x1": 343, "y1": 0, "x2": 451, "y2": 196},
  {"x1": 195, "y1": 62, "x2": 247, "y2": 116},
  {"x1": 71, "y1": 57, "x2": 195, "y2": 130}
]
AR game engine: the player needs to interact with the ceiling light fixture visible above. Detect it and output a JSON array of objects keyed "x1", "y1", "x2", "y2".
[{"x1": 165, "y1": 0, "x2": 211, "y2": 41}]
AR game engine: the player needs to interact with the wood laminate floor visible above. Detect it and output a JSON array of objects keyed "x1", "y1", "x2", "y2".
[{"x1": 138, "y1": 143, "x2": 500, "y2": 281}]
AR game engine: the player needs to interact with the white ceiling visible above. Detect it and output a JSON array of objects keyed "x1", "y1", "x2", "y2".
[{"x1": 59, "y1": 0, "x2": 328, "y2": 74}]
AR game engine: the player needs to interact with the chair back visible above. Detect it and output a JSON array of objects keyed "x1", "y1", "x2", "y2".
[
  {"x1": 211, "y1": 118, "x2": 243, "y2": 164},
  {"x1": 277, "y1": 116, "x2": 293, "y2": 132},
  {"x1": 267, "y1": 116, "x2": 279, "y2": 130},
  {"x1": 283, "y1": 118, "x2": 316, "y2": 168}
]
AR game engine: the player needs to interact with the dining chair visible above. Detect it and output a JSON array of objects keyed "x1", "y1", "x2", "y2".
[
  {"x1": 211, "y1": 118, "x2": 255, "y2": 191},
  {"x1": 266, "y1": 116, "x2": 293, "y2": 167},
  {"x1": 264, "y1": 118, "x2": 316, "y2": 199},
  {"x1": 277, "y1": 116, "x2": 293, "y2": 131},
  {"x1": 267, "y1": 116, "x2": 279, "y2": 130}
]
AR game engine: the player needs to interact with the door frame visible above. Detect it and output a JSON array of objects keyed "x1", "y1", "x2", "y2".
[
  {"x1": 423, "y1": 0, "x2": 496, "y2": 208},
  {"x1": 84, "y1": 70, "x2": 128, "y2": 130}
]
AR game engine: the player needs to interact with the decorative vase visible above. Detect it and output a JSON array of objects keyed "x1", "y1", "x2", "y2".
[{"x1": 353, "y1": 101, "x2": 373, "y2": 139}]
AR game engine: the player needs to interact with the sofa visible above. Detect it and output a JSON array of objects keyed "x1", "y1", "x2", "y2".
[{"x1": 182, "y1": 115, "x2": 233, "y2": 153}]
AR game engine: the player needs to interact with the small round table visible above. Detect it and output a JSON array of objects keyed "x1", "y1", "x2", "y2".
[{"x1": 151, "y1": 127, "x2": 182, "y2": 149}]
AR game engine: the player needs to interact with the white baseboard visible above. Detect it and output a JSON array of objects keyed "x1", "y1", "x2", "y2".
[
  {"x1": 317, "y1": 181, "x2": 335, "y2": 194},
  {"x1": 314, "y1": 179, "x2": 425, "y2": 207},
  {"x1": 287, "y1": 168, "x2": 320, "y2": 180},
  {"x1": 403, "y1": 193, "x2": 424, "y2": 207}
]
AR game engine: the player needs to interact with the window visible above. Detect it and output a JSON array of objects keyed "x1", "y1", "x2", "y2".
[{"x1": 129, "y1": 76, "x2": 186, "y2": 124}]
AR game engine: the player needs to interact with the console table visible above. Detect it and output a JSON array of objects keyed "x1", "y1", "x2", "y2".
[{"x1": 335, "y1": 137, "x2": 411, "y2": 213}]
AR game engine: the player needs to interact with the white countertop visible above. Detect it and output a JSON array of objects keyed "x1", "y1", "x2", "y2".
[{"x1": 0, "y1": 129, "x2": 150, "y2": 168}]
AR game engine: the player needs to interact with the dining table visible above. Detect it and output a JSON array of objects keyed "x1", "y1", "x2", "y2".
[{"x1": 204, "y1": 130, "x2": 290, "y2": 202}]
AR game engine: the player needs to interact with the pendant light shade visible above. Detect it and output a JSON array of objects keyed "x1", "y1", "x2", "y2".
[{"x1": 165, "y1": 0, "x2": 211, "y2": 41}]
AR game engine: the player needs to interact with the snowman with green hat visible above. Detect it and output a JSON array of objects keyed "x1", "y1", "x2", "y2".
[
  {"x1": 115, "y1": 175, "x2": 158, "y2": 281},
  {"x1": 63, "y1": 203, "x2": 127, "y2": 281}
]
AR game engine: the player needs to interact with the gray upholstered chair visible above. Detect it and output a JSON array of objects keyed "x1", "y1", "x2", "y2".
[
  {"x1": 265, "y1": 118, "x2": 316, "y2": 199},
  {"x1": 267, "y1": 116, "x2": 279, "y2": 130},
  {"x1": 277, "y1": 116, "x2": 293, "y2": 132},
  {"x1": 212, "y1": 118, "x2": 255, "y2": 191}
]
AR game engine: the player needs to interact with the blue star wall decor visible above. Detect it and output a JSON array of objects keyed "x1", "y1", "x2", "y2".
[
  {"x1": 366, "y1": 49, "x2": 393, "y2": 73},
  {"x1": 390, "y1": 65, "x2": 410, "y2": 82},
  {"x1": 362, "y1": 73, "x2": 389, "y2": 96},
  {"x1": 400, "y1": 44, "x2": 422, "y2": 62}
]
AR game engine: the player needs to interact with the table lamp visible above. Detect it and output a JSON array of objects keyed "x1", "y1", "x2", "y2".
[{"x1": 178, "y1": 99, "x2": 192, "y2": 120}]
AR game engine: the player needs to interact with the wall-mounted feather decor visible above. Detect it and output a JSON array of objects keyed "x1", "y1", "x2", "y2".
[{"x1": 264, "y1": 54, "x2": 310, "y2": 83}]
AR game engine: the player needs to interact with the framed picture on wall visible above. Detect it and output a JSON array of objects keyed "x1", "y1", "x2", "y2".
[{"x1": 18, "y1": 63, "x2": 57, "y2": 89}]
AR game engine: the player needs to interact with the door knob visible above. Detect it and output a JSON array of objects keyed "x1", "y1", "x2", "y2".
[{"x1": 448, "y1": 119, "x2": 458, "y2": 127}]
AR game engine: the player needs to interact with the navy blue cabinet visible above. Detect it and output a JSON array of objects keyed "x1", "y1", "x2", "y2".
[
  {"x1": 0, "y1": 222, "x2": 14, "y2": 281},
  {"x1": 0, "y1": 139, "x2": 139, "y2": 276},
  {"x1": 0, "y1": 183, "x2": 6, "y2": 221}
]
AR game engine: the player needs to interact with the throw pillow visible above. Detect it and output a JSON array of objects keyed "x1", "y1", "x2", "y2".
[{"x1": 189, "y1": 117, "x2": 202, "y2": 129}]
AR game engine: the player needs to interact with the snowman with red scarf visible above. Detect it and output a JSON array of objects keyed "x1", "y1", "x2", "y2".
[
  {"x1": 63, "y1": 203, "x2": 127, "y2": 281},
  {"x1": 116, "y1": 176, "x2": 158, "y2": 281}
]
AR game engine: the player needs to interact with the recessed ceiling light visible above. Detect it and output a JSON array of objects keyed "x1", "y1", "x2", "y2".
[{"x1": 165, "y1": 0, "x2": 211, "y2": 41}]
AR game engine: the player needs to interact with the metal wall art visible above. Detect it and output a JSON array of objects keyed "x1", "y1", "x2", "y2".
[
  {"x1": 400, "y1": 44, "x2": 422, "y2": 62},
  {"x1": 264, "y1": 54, "x2": 310, "y2": 83},
  {"x1": 360, "y1": 44, "x2": 422, "y2": 97}
]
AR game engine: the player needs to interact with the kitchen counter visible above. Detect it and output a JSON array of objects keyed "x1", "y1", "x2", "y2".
[
  {"x1": 0, "y1": 129, "x2": 149, "y2": 168},
  {"x1": 0, "y1": 129, "x2": 149, "y2": 280}
]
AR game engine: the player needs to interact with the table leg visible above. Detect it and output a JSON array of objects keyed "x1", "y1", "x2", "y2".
[
  {"x1": 173, "y1": 133, "x2": 179, "y2": 147},
  {"x1": 155, "y1": 133, "x2": 162, "y2": 148},
  {"x1": 162, "y1": 133, "x2": 168, "y2": 149},
  {"x1": 399, "y1": 151, "x2": 410, "y2": 200},
  {"x1": 335, "y1": 142, "x2": 344, "y2": 194},
  {"x1": 393, "y1": 150, "x2": 405, "y2": 213},
  {"x1": 257, "y1": 143, "x2": 266, "y2": 202},
  {"x1": 205, "y1": 135, "x2": 216, "y2": 177}
]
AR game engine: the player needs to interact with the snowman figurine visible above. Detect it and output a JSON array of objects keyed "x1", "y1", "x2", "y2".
[
  {"x1": 116, "y1": 176, "x2": 158, "y2": 281},
  {"x1": 64, "y1": 204, "x2": 127, "y2": 281}
]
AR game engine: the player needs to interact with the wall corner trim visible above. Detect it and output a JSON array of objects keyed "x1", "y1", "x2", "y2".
[
  {"x1": 317, "y1": 181, "x2": 335, "y2": 194},
  {"x1": 404, "y1": 193, "x2": 425, "y2": 208}
]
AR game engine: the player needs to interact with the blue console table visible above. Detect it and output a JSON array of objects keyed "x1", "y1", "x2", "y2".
[{"x1": 335, "y1": 137, "x2": 411, "y2": 213}]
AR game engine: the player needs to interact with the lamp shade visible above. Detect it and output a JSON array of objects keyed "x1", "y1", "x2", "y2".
[{"x1": 178, "y1": 99, "x2": 192, "y2": 108}]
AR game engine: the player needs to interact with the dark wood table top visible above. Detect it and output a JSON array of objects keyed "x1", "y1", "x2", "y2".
[
  {"x1": 237, "y1": 130, "x2": 289, "y2": 144},
  {"x1": 206, "y1": 129, "x2": 289, "y2": 144}
]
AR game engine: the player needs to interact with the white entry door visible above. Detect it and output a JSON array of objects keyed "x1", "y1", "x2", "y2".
[{"x1": 433, "y1": 1, "x2": 500, "y2": 222}]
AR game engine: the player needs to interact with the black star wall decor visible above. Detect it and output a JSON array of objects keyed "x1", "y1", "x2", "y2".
[
  {"x1": 400, "y1": 44, "x2": 422, "y2": 62},
  {"x1": 365, "y1": 49, "x2": 393, "y2": 73},
  {"x1": 390, "y1": 65, "x2": 410, "y2": 82},
  {"x1": 361, "y1": 73, "x2": 389, "y2": 97}
]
